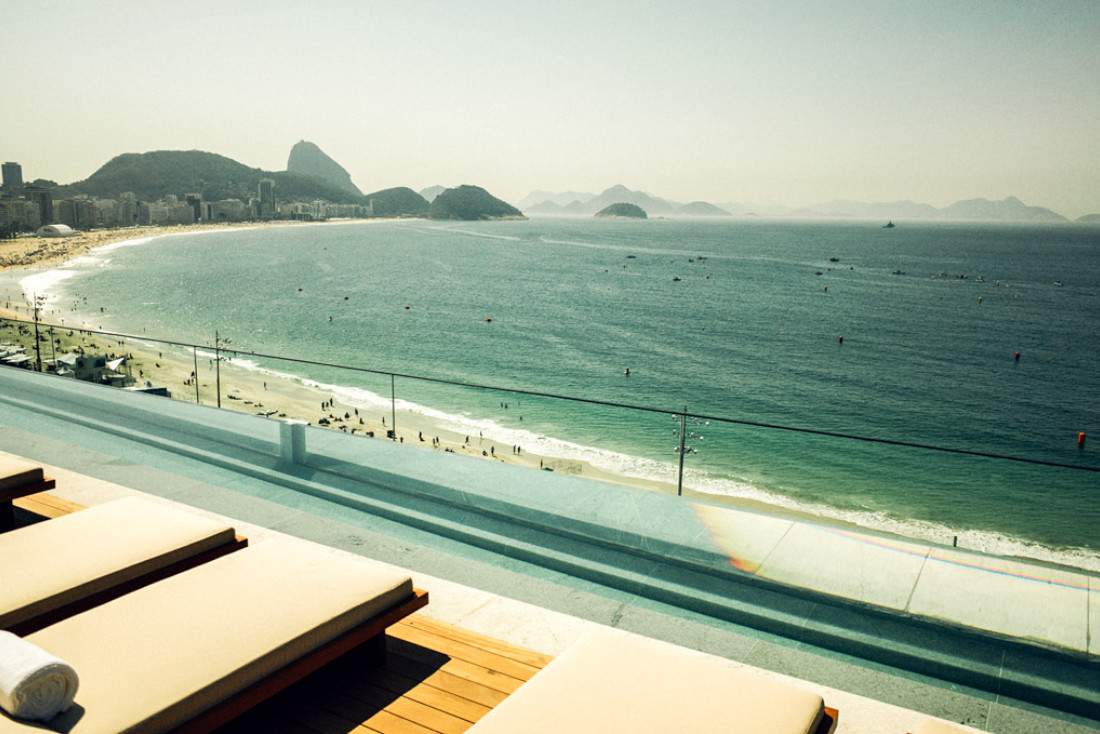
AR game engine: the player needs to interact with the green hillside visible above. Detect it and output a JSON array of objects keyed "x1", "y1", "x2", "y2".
[
  {"x1": 427, "y1": 185, "x2": 524, "y2": 221},
  {"x1": 59, "y1": 150, "x2": 364, "y2": 204},
  {"x1": 364, "y1": 187, "x2": 430, "y2": 217}
]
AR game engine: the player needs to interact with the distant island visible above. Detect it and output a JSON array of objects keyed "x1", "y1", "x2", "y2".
[
  {"x1": 595, "y1": 203, "x2": 647, "y2": 219},
  {"x1": 520, "y1": 185, "x2": 1094, "y2": 223},
  {"x1": 678, "y1": 201, "x2": 731, "y2": 216},
  {"x1": 428, "y1": 185, "x2": 526, "y2": 221}
]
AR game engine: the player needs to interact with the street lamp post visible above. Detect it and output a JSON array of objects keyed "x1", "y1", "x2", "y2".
[
  {"x1": 214, "y1": 331, "x2": 232, "y2": 408},
  {"x1": 32, "y1": 294, "x2": 45, "y2": 372}
]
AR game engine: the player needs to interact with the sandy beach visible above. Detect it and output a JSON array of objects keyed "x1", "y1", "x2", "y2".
[{"x1": 0, "y1": 222, "x2": 714, "y2": 501}]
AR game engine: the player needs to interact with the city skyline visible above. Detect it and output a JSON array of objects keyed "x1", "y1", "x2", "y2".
[{"x1": 3, "y1": 1, "x2": 1099, "y2": 219}]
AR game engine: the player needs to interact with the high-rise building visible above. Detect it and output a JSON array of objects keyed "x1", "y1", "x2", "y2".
[
  {"x1": 24, "y1": 185, "x2": 53, "y2": 224},
  {"x1": 186, "y1": 194, "x2": 204, "y2": 222},
  {"x1": 2, "y1": 162, "x2": 23, "y2": 191},
  {"x1": 258, "y1": 179, "x2": 276, "y2": 218}
]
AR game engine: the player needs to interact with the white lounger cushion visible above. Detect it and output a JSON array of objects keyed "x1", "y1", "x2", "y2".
[
  {"x1": 469, "y1": 629, "x2": 826, "y2": 734},
  {"x1": 0, "y1": 537, "x2": 414, "y2": 733},
  {"x1": 0, "y1": 497, "x2": 236, "y2": 629},
  {"x1": 0, "y1": 458, "x2": 43, "y2": 492}
]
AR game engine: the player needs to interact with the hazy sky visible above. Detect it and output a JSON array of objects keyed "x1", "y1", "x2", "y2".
[{"x1": 3, "y1": 1, "x2": 1099, "y2": 217}]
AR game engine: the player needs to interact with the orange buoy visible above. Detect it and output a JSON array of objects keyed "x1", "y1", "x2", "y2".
[{"x1": 1079, "y1": 432, "x2": 1086, "y2": 448}]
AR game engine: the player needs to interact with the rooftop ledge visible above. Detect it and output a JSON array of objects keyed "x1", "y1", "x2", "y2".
[{"x1": 1, "y1": 366, "x2": 1098, "y2": 721}]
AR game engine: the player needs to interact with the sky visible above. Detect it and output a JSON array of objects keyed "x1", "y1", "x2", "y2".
[{"x1": 3, "y1": 1, "x2": 1099, "y2": 218}]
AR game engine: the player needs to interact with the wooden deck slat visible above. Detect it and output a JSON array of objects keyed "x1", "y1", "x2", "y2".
[
  {"x1": 355, "y1": 708, "x2": 441, "y2": 734},
  {"x1": 390, "y1": 623, "x2": 543, "y2": 682},
  {"x1": 400, "y1": 616, "x2": 554, "y2": 668},
  {"x1": 371, "y1": 653, "x2": 510, "y2": 708},
  {"x1": 331, "y1": 684, "x2": 471, "y2": 734},
  {"x1": 351, "y1": 667, "x2": 493, "y2": 722},
  {"x1": 384, "y1": 635, "x2": 529, "y2": 696},
  {"x1": 13, "y1": 491, "x2": 83, "y2": 520}
]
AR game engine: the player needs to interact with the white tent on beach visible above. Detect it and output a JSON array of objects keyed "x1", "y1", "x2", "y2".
[{"x1": 36, "y1": 224, "x2": 76, "y2": 238}]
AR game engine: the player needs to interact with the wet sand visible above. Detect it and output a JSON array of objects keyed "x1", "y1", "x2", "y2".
[{"x1": 0, "y1": 222, "x2": 305, "y2": 271}]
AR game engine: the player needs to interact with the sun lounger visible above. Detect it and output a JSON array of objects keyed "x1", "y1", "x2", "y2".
[
  {"x1": 0, "y1": 497, "x2": 246, "y2": 635},
  {"x1": 0, "y1": 536, "x2": 428, "y2": 733},
  {"x1": 0, "y1": 456, "x2": 56, "y2": 531},
  {"x1": 467, "y1": 629, "x2": 837, "y2": 733}
]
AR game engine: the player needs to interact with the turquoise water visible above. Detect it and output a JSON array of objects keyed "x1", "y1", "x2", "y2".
[{"x1": 25, "y1": 219, "x2": 1100, "y2": 566}]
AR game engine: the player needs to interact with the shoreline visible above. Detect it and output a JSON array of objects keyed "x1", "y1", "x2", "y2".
[{"x1": 2, "y1": 223, "x2": 1098, "y2": 574}]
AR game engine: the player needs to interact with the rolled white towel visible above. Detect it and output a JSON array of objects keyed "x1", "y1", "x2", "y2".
[{"x1": 0, "y1": 631, "x2": 79, "y2": 721}]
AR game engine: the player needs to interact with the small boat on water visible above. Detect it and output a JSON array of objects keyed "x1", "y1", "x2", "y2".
[{"x1": 883, "y1": 221, "x2": 895, "y2": 228}]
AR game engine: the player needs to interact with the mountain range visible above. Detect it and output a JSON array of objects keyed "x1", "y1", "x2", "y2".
[
  {"x1": 519, "y1": 186, "x2": 1086, "y2": 223},
  {"x1": 39, "y1": 143, "x2": 1096, "y2": 223},
  {"x1": 56, "y1": 150, "x2": 366, "y2": 206},
  {"x1": 49, "y1": 145, "x2": 511, "y2": 220}
]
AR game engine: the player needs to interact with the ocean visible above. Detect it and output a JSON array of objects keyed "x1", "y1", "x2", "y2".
[{"x1": 21, "y1": 218, "x2": 1100, "y2": 569}]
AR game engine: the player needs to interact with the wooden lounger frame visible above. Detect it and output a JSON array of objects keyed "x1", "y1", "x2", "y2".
[
  {"x1": 170, "y1": 588, "x2": 430, "y2": 734},
  {"x1": 817, "y1": 706, "x2": 839, "y2": 734},
  {"x1": 0, "y1": 475, "x2": 57, "y2": 531},
  {"x1": 7, "y1": 534, "x2": 249, "y2": 636}
]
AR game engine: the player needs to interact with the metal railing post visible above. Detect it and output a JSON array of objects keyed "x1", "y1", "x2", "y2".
[
  {"x1": 677, "y1": 406, "x2": 687, "y2": 496},
  {"x1": 214, "y1": 330, "x2": 221, "y2": 408},
  {"x1": 390, "y1": 373, "x2": 397, "y2": 439}
]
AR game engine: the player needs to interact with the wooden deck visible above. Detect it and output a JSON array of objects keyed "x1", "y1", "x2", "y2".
[
  {"x1": 12, "y1": 494, "x2": 553, "y2": 734},
  {"x1": 219, "y1": 614, "x2": 553, "y2": 734}
]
